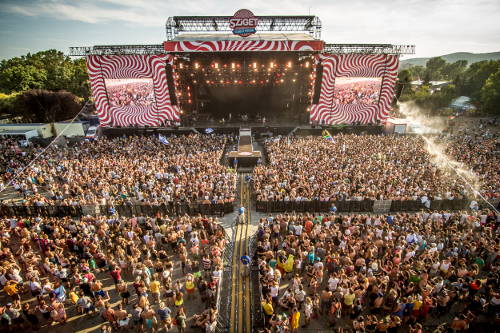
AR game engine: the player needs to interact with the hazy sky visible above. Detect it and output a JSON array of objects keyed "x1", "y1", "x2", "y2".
[{"x1": 1, "y1": 0, "x2": 499, "y2": 61}]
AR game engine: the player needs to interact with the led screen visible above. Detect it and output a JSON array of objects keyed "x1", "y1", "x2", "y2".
[
  {"x1": 333, "y1": 77, "x2": 382, "y2": 105},
  {"x1": 105, "y1": 78, "x2": 155, "y2": 107}
]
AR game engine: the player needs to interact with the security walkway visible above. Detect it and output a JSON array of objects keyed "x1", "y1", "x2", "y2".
[{"x1": 230, "y1": 174, "x2": 252, "y2": 333}]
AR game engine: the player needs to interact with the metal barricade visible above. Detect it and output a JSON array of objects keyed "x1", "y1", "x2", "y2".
[{"x1": 390, "y1": 200, "x2": 401, "y2": 212}]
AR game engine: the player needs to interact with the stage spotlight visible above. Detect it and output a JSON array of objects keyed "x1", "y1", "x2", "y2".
[
  {"x1": 215, "y1": 63, "x2": 219, "y2": 69},
  {"x1": 253, "y1": 63, "x2": 257, "y2": 69},
  {"x1": 270, "y1": 62, "x2": 274, "y2": 68},
  {"x1": 232, "y1": 63, "x2": 235, "y2": 69},
  {"x1": 195, "y1": 63, "x2": 199, "y2": 69}
]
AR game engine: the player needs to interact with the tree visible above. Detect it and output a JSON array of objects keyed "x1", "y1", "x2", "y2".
[
  {"x1": 0, "y1": 49, "x2": 90, "y2": 97},
  {"x1": 422, "y1": 72, "x2": 431, "y2": 86},
  {"x1": 426, "y1": 57, "x2": 447, "y2": 80},
  {"x1": 481, "y1": 69, "x2": 500, "y2": 116},
  {"x1": 14, "y1": 89, "x2": 82, "y2": 123},
  {"x1": 441, "y1": 60, "x2": 468, "y2": 81},
  {"x1": 0, "y1": 65, "x2": 47, "y2": 93},
  {"x1": 0, "y1": 93, "x2": 19, "y2": 115},
  {"x1": 408, "y1": 65, "x2": 425, "y2": 79},
  {"x1": 397, "y1": 69, "x2": 414, "y2": 97}
]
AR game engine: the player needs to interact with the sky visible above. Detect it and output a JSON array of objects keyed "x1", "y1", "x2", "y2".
[{"x1": 1, "y1": 0, "x2": 500, "y2": 61}]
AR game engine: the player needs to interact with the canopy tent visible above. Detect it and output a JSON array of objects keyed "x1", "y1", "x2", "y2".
[{"x1": 450, "y1": 96, "x2": 476, "y2": 110}]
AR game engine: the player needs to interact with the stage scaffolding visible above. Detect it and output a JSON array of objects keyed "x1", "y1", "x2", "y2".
[
  {"x1": 165, "y1": 16, "x2": 323, "y2": 40},
  {"x1": 69, "y1": 44, "x2": 415, "y2": 56}
]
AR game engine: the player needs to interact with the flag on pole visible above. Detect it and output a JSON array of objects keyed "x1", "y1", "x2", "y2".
[
  {"x1": 158, "y1": 134, "x2": 169, "y2": 145},
  {"x1": 323, "y1": 130, "x2": 333, "y2": 141},
  {"x1": 205, "y1": 128, "x2": 214, "y2": 134}
]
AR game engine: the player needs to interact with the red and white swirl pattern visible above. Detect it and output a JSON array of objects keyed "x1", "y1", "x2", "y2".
[
  {"x1": 310, "y1": 54, "x2": 398, "y2": 125},
  {"x1": 164, "y1": 40, "x2": 324, "y2": 52},
  {"x1": 86, "y1": 55, "x2": 179, "y2": 126}
]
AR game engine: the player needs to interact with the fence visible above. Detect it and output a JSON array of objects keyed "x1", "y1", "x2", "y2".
[
  {"x1": 214, "y1": 222, "x2": 234, "y2": 333},
  {"x1": 0, "y1": 202, "x2": 235, "y2": 219},
  {"x1": 255, "y1": 199, "x2": 472, "y2": 213}
]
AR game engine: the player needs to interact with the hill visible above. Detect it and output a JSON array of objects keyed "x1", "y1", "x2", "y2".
[{"x1": 400, "y1": 51, "x2": 500, "y2": 67}]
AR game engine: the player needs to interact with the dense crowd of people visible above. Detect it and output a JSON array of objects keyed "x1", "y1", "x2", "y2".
[
  {"x1": 1, "y1": 135, "x2": 236, "y2": 207},
  {"x1": 0, "y1": 211, "x2": 226, "y2": 332},
  {"x1": 333, "y1": 78, "x2": 381, "y2": 105},
  {"x1": 253, "y1": 132, "x2": 499, "y2": 205},
  {"x1": 257, "y1": 209, "x2": 500, "y2": 333},
  {"x1": 106, "y1": 80, "x2": 156, "y2": 107},
  {"x1": 440, "y1": 125, "x2": 500, "y2": 202},
  {"x1": 0, "y1": 138, "x2": 37, "y2": 193},
  {"x1": 1, "y1": 115, "x2": 500, "y2": 332}
]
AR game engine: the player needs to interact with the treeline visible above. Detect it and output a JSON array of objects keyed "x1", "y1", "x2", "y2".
[
  {"x1": 0, "y1": 49, "x2": 90, "y2": 122},
  {"x1": 397, "y1": 56, "x2": 500, "y2": 115}
]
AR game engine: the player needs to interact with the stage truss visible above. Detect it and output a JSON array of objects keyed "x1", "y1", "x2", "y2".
[
  {"x1": 69, "y1": 44, "x2": 415, "y2": 56},
  {"x1": 165, "y1": 16, "x2": 322, "y2": 40},
  {"x1": 323, "y1": 44, "x2": 415, "y2": 55}
]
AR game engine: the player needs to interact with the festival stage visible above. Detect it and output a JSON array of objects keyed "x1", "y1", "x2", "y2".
[{"x1": 71, "y1": 11, "x2": 413, "y2": 131}]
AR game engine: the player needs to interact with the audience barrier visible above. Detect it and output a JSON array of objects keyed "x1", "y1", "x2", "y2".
[
  {"x1": 0, "y1": 202, "x2": 235, "y2": 218},
  {"x1": 215, "y1": 223, "x2": 233, "y2": 333},
  {"x1": 255, "y1": 199, "x2": 472, "y2": 213}
]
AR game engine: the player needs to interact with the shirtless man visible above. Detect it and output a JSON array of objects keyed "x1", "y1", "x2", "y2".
[
  {"x1": 141, "y1": 305, "x2": 157, "y2": 333},
  {"x1": 449, "y1": 314, "x2": 467, "y2": 332},
  {"x1": 114, "y1": 304, "x2": 130, "y2": 333},
  {"x1": 436, "y1": 291, "x2": 450, "y2": 317},
  {"x1": 91, "y1": 279, "x2": 106, "y2": 298},
  {"x1": 95, "y1": 294, "x2": 110, "y2": 318},
  {"x1": 319, "y1": 287, "x2": 332, "y2": 315}
]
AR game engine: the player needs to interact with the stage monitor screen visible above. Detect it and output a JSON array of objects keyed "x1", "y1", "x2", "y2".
[
  {"x1": 333, "y1": 77, "x2": 382, "y2": 105},
  {"x1": 104, "y1": 78, "x2": 155, "y2": 107}
]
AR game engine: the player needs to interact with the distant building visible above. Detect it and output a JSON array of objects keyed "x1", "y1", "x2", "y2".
[{"x1": 0, "y1": 123, "x2": 53, "y2": 138}]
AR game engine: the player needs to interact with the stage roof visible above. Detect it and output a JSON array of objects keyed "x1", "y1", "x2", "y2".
[{"x1": 172, "y1": 32, "x2": 316, "y2": 42}]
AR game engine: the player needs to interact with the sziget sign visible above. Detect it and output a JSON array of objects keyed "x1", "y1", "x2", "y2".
[{"x1": 229, "y1": 9, "x2": 258, "y2": 37}]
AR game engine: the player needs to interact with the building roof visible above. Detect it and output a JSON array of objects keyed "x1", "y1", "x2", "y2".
[
  {"x1": 172, "y1": 32, "x2": 316, "y2": 42},
  {"x1": 0, "y1": 123, "x2": 48, "y2": 127},
  {"x1": 0, "y1": 129, "x2": 38, "y2": 136}
]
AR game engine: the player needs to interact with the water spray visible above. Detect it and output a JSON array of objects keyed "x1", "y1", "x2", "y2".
[{"x1": 422, "y1": 134, "x2": 498, "y2": 214}]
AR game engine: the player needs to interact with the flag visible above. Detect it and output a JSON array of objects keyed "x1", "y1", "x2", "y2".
[
  {"x1": 323, "y1": 130, "x2": 333, "y2": 141},
  {"x1": 158, "y1": 134, "x2": 169, "y2": 145},
  {"x1": 205, "y1": 128, "x2": 214, "y2": 134}
]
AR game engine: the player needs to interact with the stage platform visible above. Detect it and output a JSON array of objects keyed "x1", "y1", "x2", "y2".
[
  {"x1": 104, "y1": 122, "x2": 384, "y2": 139},
  {"x1": 229, "y1": 128, "x2": 261, "y2": 169}
]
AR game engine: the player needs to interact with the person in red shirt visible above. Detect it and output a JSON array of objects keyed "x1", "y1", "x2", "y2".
[
  {"x1": 304, "y1": 220, "x2": 313, "y2": 234},
  {"x1": 110, "y1": 267, "x2": 122, "y2": 291}
]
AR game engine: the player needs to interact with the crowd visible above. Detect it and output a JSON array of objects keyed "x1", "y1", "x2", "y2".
[
  {"x1": 0, "y1": 209, "x2": 227, "y2": 332},
  {"x1": 253, "y1": 133, "x2": 499, "y2": 204},
  {"x1": 1, "y1": 135, "x2": 236, "y2": 208},
  {"x1": 257, "y1": 209, "x2": 500, "y2": 333},
  {"x1": 106, "y1": 80, "x2": 156, "y2": 107},
  {"x1": 0, "y1": 138, "x2": 37, "y2": 193},
  {"x1": 333, "y1": 79, "x2": 381, "y2": 105},
  {"x1": 440, "y1": 124, "x2": 500, "y2": 202}
]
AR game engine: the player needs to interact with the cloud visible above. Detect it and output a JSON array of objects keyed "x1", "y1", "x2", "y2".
[{"x1": 1, "y1": 0, "x2": 500, "y2": 57}]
